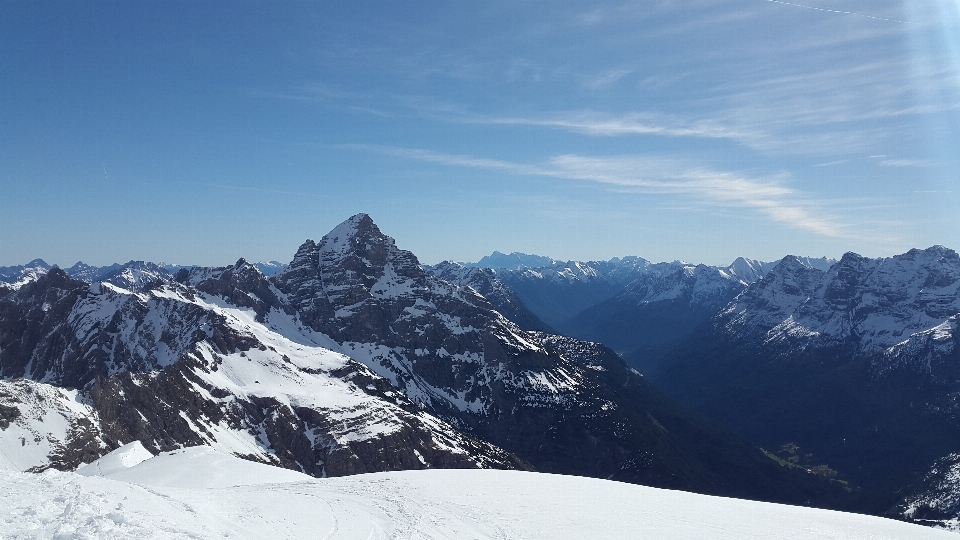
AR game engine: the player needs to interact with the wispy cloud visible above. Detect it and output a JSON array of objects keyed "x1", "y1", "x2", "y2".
[
  {"x1": 878, "y1": 159, "x2": 934, "y2": 167},
  {"x1": 401, "y1": 101, "x2": 755, "y2": 141},
  {"x1": 343, "y1": 144, "x2": 860, "y2": 239},
  {"x1": 764, "y1": 0, "x2": 914, "y2": 25},
  {"x1": 339, "y1": 144, "x2": 550, "y2": 176},
  {"x1": 399, "y1": 55, "x2": 958, "y2": 155},
  {"x1": 545, "y1": 155, "x2": 846, "y2": 237},
  {"x1": 813, "y1": 159, "x2": 851, "y2": 167}
]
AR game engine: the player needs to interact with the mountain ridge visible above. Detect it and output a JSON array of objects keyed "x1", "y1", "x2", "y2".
[
  {"x1": 0, "y1": 213, "x2": 846, "y2": 507},
  {"x1": 646, "y1": 245, "x2": 960, "y2": 524}
]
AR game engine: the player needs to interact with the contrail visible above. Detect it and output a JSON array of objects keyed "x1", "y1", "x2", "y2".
[{"x1": 765, "y1": 0, "x2": 913, "y2": 24}]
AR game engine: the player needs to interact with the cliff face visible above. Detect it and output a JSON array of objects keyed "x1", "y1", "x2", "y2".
[{"x1": 649, "y1": 247, "x2": 960, "y2": 521}]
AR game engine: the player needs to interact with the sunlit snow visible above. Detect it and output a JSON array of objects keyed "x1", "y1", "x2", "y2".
[{"x1": 0, "y1": 445, "x2": 951, "y2": 539}]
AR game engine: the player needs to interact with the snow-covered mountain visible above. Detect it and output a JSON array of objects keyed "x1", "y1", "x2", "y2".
[
  {"x1": 715, "y1": 247, "x2": 960, "y2": 358},
  {"x1": 463, "y1": 251, "x2": 556, "y2": 270},
  {"x1": 559, "y1": 262, "x2": 751, "y2": 359},
  {"x1": 0, "y1": 264, "x2": 518, "y2": 476},
  {"x1": 495, "y1": 256, "x2": 652, "y2": 326},
  {"x1": 648, "y1": 246, "x2": 960, "y2": 526},
  {"x1": 1, "y1": 443, "x2": 950, "y2": 540},
  {"x1": 0, "y1": 259, "x2": 52, "y2": 290},
  {"x1": 0, "y1": 260, "x2": 287, "y2": 294},
  {"x1": 0, "y1": 214, "x2": 844, "y2": 507},
  {"x1": 0, "y1": 259, "x2": 175, "y2": 292},
  {"x1": 425, "y1": 261, "x2": 551, "y2": 331},
  {"x1": 488, "y1": 254, "x2": 835, "y2": 359},
  {"x1": 265, "y1": 214, "x2": 834, "y2": 499}
]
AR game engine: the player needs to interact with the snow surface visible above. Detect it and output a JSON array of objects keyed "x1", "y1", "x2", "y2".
[
  {"x1": 0, "y1": 445, "x2": 952, "y2": 539},
  {"x1": 78, "y1": 444, "x2": 311, "y2": 488},
  {"x1": 0, "y1": 275, "x2": 492, "y2": 473},
  {"x1": 75, "y1": 441, "x2": 154, "y2": 478},
  {"x1": 0, "y1": 380, "x2": 103, "y2": 473}
]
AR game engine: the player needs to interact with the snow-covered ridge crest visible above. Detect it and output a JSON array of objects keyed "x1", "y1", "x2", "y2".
[
  {"x1": 620, "y1": 262, "x2": 747, "y2": 306},
  {"x1": 719, "y1": 255, "x2": 828, "y2": 341},
  {"x1": 4, "y1": 454, "x2": 953, "y2": 539},
  {"x1": 0, "y1": 259, "x2": 52, "y2": 290},
  {"x1": 878, "y1": 316, "x2": 958, "y2": 375},
  {"x1": 717, "y1": 246, "x2": 960, "y2": 366},
  {"x1": 0, "y1": 263, "x2": 521, "y2": 475},
  {"x1": 425, "y1": 261, "x2": 551, "y2": 332}
]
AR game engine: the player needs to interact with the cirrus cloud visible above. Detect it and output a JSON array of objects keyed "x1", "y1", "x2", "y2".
[{"x1": 341, "y1": 144, "x2": 863, "y2": 240}]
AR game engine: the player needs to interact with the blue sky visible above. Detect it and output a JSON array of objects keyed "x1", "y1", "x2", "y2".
[{"x1": 2, "y1": 1, "x2": 959, "y2": 266}]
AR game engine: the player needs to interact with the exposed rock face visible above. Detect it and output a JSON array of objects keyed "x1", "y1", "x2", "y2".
[
  {"x1": 268, "y1": 214, "x2": 844, "y2": 502},
  {"x1": 426, "y1": 261, "x2": 551, "y2": 332},
  {"x1": 0, "y1": 213, "x2": 845, "y2": 507},
  {"x1": 649, "y1": 247, "x2": 960, "y2": 520},
  {"x1": 182, "y1": 258, "x2": 289, "y2": 321},
  {"x1": 0, "y1": 264, "x2": 523, "y2": 477},
  {"x1": 272, "y1": 214, "x2": 525, "y2": 412},
  {"x1": 0, "y1": 269, "x2": 214, "y2": 388}
]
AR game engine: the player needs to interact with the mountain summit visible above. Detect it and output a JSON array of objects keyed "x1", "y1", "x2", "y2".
[
  {"x1": 0, "y1": 214, "x2": 843, "y2": 507},
  {"x1": 465, "y1": 251, "x2": 556, "y2": 270}
]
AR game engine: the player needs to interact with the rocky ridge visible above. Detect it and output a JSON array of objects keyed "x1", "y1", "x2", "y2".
[
  {"x1": 263, "y1": 215, "x2": 844, "y2": 501},
  {"x1": 0, "y1": 263, "x2": 521, "y2": 476},
  {"x1": 0, "y1": 215, "x2": 846, "y2": 506},
  {"x1": 648, "y1": 246, "x2": 960, "y2": 524},
  {"x1": 426, "y1": 261, "x2": 551, "y2": 332}
]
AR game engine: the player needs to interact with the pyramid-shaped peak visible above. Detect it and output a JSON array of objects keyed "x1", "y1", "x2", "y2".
[
  {"x1": 766, "y1": 255, "x2": 827, "y2": 276},
  {"x1": 319, "y1": 213, "x2": 396, "y2": 258},
  {"x1": 328, "y1": 213, "x2": 376, "y2": 238},
  {"x1": 67, "y1": 261, "x2": 94, "y2": 272}
]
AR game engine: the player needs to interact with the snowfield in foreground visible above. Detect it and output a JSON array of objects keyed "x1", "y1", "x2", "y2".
[{"x1": 1, "y1": 444, "x2": 953, "y2": 539}]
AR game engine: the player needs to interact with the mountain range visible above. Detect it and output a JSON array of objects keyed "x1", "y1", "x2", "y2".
[
  {"x1": 443, "y1": 253, "x2": 833, "y2": 370},
  {"x1": 438, "y1": 246, "x2": 960, "y2": 527},
  {"x1": 6, "y1": 218, "x2": 960, "y2": 530},
  {"x1": 645, "y1": 247, "x2": 960, "y2": 524},
  {"x1": 0, "y1": 214, "x2": 843, "y2": 510}
]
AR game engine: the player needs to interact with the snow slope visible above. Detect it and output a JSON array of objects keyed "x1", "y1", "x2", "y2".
[
  {"x1": 0, "y1": 265, "x2": 516, "y2": 475},
  {"x1": 0, "y1": 445, "x2": 951, "y2": 539},
  {"x1": 717, "y1": 247, "x2": 960, "y2": 368},
  {"x1": 77, "y1": 443, "x2": 312, "y2": 488}
]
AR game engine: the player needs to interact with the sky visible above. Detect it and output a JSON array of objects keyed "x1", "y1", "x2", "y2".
[{"x1": 1, "y1": 1, "x2": 959, "y2": 267}]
